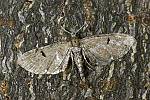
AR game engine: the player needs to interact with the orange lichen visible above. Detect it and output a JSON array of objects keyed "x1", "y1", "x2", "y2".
[
  {"x1": 0, "y1": 80, "x2": 10, "y2": 100},
  {"x1": 25, "y1": 79, "x2": 32, "y2": 88},
  {"x1": 79, "y1": 81, "x2": 89, "y2": 89},
  {"x1": 101, "y1": 79, "x2": 118, "y2": 92},
  {"x1": 14, "y1": 33, "x2": 25, "y2": 49},
  {"x1": 0, "y1": 17, "x2": 5, "y2": 26},
  {"x1": 83, "y1": 0, "x2": 95, "y2": 27},
  {"x1": 126, "y1": 12, "x2": 150, "y2": 26},
  {"x1": 6, "y1": 19, "x2": 16, "y2": 28},
  {"x1": 127, "y1": 15, "x2": 136, "y2": 22},
  {"x1": 0, "y1": 17, "x2": 15, "y2": 28},
  {"x1": 0, "y1": 80, "x2": 9, "y2": 95}
]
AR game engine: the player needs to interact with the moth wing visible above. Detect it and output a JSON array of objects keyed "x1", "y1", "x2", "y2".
[
  {"x1": 81, "y1": 33, "x2": 136, "y2": 65},
  {"x1": 17, "y1": 42, "x2": 71, "y2": 74}
]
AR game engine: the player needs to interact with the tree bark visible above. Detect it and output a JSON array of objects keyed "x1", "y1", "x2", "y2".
[{"x1": 0, "y1": 0, "x2": 149, "y2": 100}]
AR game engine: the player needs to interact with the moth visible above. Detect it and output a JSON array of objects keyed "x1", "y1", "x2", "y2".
[{"x1": 17, "y1": 28, "x2": 136, "y2": 80}]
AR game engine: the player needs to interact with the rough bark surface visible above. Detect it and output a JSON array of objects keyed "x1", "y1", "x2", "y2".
[{"x1": 0, "y1": 0, "x2": 149, "y2": 100}]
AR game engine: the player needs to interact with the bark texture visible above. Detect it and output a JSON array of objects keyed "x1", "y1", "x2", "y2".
[{"x1": 0, "y1": 0, "x2": 150, "y2": 100}]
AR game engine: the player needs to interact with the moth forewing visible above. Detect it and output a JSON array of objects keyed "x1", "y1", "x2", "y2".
[
  {"x1": 106, "y1": 33, "x2": 136, "y2": 59},
  {"x1": 48, "y1": 49, "x2": 71, "y2": 74},
  {"x1": 17, "y1": 41, "x2": 70, "y2": 74},
  {"x1": 81, "y1": 33, "x2": 136, "y2": 65}
]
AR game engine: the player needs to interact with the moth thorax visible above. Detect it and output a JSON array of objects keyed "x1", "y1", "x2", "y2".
[
  {"x1": 72, "y1": 48, "x2": 83, "y2": 65},
  {"x1": 71, "y1": 38, "x2": 80, "y2": 47}
]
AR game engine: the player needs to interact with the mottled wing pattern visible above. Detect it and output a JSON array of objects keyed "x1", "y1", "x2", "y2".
[
  {"x1": 81, "y1": 33, "x2": 136, "y2": 65},
  {"x1": 17, "y1": 42, "x2": 71, "y2": 74}
]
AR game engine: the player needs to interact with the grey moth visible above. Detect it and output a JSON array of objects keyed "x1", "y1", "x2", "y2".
[{"x1": 17, "y1": 33, "x2": 136, "y2": 76}]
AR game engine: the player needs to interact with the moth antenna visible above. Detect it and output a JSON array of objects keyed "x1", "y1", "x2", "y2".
[
  {"x1": 75, "y1": 23, "x2": 87, "y2": 35},
  {"x1": 61, "y1": 26, "x2": 72, "y2": 35}
]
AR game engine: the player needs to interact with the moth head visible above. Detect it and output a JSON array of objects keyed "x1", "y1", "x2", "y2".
[
  {"x1": 71, "y1": 37, "x2": 80, "y2": 47},
  {"x1": 61, "y1": 24, "x2": 86, "y2": 39}
]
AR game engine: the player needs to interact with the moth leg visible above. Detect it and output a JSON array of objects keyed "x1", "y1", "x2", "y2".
[
  {"x1": 78, "y1": 65, "x2": 86, "y2": 82},
  {"x1": 63, "y1": 56, "x2": 72, "y2": 81},
  {"x1": 75, "y1": 52, "x2": 86, "y2": 82},
  {"x1": 63, "y1": 65, "x2": 71, "y2": 80}
]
